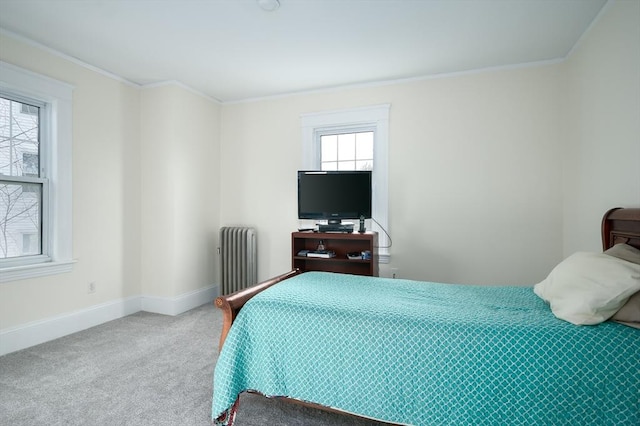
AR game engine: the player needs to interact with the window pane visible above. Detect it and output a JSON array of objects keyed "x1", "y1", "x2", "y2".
[
  {"x1": 337, "y1": 133, "x2": 356, "y2": 161},
  {"x1": 356, "y1": 160, "x2": 373, "y2": 171},
  {"x1": 0, "y1": 182, "x2": 42, "y2": 259},
  {"x1": 337, "y1": 160, "x2": 356, "y2": 170},
  {"x1": 22, "y1": 233, "x2": 38, "y2": 255},
  {"x1": 0, "y1": 97, "x2": 40, "y2": 177},
  {"x1": 320, "y1": 135, "x2": 337, "y2": 162},
  {"x1": 0, "y1": 99, "x2": 8, "y2": 140},
  {"x1": 321, "y1": 161, "x2": 337, "y2": 171},
  {"x1": 356, "y1": 131, "x2": 374, "y2": 161},
  {"x1": 23, "y1": 153, "x2": 39, "y2": 177}
]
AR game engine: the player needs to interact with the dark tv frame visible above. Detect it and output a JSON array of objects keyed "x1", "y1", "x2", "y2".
[{"x1": 297, "y1": 170, "x2": 372, "y2": 225}]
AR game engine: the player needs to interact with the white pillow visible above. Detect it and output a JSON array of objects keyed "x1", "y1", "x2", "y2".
[{"x1": 534, "y1": 252, "x2": 640, "y2": 325}]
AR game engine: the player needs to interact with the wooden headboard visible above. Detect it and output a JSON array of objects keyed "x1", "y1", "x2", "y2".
[{"x1": 602, "y1": 208, "x2": 640, "y2": 251}]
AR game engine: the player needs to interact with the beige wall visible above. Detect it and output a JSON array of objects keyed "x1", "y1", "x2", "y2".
[
  {"x1": 221, "y1": 65, "x2": 564, "y2": 285},
  {"x1": 140, "y1": 85, "x2": 221, "y2": 299},
  {"x1": 389, "y1": 67, "x2": 564, "y2": 285},
  {"x1": 562, "y1": 0, "x2": 640, "y2": 255}
]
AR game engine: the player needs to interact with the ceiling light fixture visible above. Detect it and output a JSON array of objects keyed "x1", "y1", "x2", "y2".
[{"x1": 257, "y1": 0, "x2": 280, "y2": 12}]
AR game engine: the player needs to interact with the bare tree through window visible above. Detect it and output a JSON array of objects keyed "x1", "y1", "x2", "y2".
[{"x1": 0, "y1": 97, "x2": 42, "y2": 259}]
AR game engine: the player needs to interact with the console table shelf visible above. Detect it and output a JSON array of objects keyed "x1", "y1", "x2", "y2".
[{"x1": 291, "y1": 231, "x2": 379, "y2": 277}]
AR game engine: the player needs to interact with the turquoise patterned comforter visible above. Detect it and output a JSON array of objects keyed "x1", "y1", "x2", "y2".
[{"x1": 212, "y1": 272, "x2": 639, "y2": 425}]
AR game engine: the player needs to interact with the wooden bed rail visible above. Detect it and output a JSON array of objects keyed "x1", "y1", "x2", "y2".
[{"x1": 214, "y1": 269, "x2": 303, "y2": 351}]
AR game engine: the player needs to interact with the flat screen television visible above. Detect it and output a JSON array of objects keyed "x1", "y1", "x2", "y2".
[{"x1": 297, "y1": 170, "x2": 372, "y2": 227}]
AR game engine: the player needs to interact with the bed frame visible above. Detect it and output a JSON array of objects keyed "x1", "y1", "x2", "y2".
[
  {"x1": 602, "y1": 207, "x2": 640, "y2": 250},
  {"x1": 215, "y1": 269, "x2": 302, "y2": 349},
  {"x1": 213, "y1": 207, "x2": 640, "y2": 423}
]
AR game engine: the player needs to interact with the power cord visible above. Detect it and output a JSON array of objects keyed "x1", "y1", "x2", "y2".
[{"x1": 371, "y1": 216, "x2": 392, "y2": 249}]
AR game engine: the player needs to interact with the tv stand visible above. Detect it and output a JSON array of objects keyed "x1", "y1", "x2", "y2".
[{"x1": 292, "y1": 231, "x2": 378, "y2": 276}]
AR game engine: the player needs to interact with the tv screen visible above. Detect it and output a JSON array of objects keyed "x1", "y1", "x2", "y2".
[{"x1": 298, "y1": 170, "x2": 372, "y2": 223}]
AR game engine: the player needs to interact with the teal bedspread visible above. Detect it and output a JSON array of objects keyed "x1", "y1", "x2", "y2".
[{"x1": 212, "y1": 272, "x2": 640, "y2": 425}]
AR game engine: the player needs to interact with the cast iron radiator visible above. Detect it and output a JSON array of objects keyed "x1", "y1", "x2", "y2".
[{"x1": 219, "y1": 226, "x2": 257, "y2": 295}]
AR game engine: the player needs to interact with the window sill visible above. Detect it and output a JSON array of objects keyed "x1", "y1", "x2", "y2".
[{"x1": 0, "y1": 259, "x2": 76, "y2": 283}]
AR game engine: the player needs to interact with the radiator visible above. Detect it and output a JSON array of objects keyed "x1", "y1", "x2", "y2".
[{"x1": 219, "y1": 226, "x2": 257, "y2": 295}]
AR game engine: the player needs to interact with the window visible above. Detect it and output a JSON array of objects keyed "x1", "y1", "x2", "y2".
[
  {"x1": 319, "y1": 131, "x2": 373, "y2": 171},
  {"x1": 0, "y1": 96, "x2": 45, "y2": 260},
  {"x1": 301, "y1": 104, "x2": 390, "y2": 262},
  {"x1": 0, "y1": 61, "x2": 74, "y2": 281}
]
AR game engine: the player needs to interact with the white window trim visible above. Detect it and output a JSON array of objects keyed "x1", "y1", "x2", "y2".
[
  {"x1": 300, "y1": 104, "x2": 390, "y2": 263},
  {"x1": 0, "y1": 61, "x2": 75, "y2": 282}
]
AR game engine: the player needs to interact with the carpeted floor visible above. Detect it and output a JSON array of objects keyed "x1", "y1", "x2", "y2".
[{"x1": 0, "y1": 303, "x2": 385, "y2": 426}]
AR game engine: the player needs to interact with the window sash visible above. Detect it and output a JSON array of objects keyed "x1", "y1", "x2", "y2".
[
  {"x1": 0, "y1": 92, "x2": 50, "y2": 266},
  {"x1": 317, "y1": 128, "x2": 375, "y2": 171},
  {"x1": 0, "y1": 176, "x2": 50, "y2": 267}
]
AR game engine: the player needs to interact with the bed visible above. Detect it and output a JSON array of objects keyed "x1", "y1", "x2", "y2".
[{"x1": 211, "y1": 207, "x2": 640, "y2": 425}]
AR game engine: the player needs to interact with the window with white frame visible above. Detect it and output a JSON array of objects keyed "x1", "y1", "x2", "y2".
[
  {"x1": 0, "y1": 61, "x2": 74, "y2": 281},
  {"x1": 300, "y1": 104, "x2": 390, "y2": 262}
]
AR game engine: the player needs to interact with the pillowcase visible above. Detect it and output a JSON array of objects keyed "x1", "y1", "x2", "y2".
[
  {"x1": 611, "y1": 290, "x2": 640, "y2": 327},
  {"x1": 604, "y1": 244, "x2": 640, "y2": 326},
  {"x1": 605, "y1": 243, "x2": 640, "y2": 265},
  {"x1": 534, "y1": 251, "x2": 640, "y2": 325}
]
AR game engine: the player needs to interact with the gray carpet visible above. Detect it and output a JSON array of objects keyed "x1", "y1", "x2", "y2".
[{"x1": 0, "y1": 303, "x2": 385, "y2": 426}]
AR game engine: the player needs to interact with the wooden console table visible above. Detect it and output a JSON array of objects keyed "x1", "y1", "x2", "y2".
[{"x1": 291, "y1": 231, "x2": 379, "y2": 277}]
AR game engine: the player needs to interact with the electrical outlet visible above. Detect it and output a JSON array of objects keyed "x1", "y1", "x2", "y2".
[
  {"x1": 88, "y1": 282, "x2": 96, "y2": 294},
  {"x1": 390, "y1": 268, "x2": 399, "y2": 279}
]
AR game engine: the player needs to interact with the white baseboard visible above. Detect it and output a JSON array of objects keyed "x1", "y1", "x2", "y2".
[
  {"x1": 141, "y1": 285, "x2": 219, "y2": 316},
  {"x1": 0, "y1": 284, "x2": 219, "y2": 356},
  {"x1": 0, "y1": 296, "x2": 141, "y2": 356}
]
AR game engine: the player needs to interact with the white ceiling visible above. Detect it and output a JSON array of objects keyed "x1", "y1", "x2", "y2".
[{"x1": 0, "y1": 0, "x2": 608, "y2": 103}]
